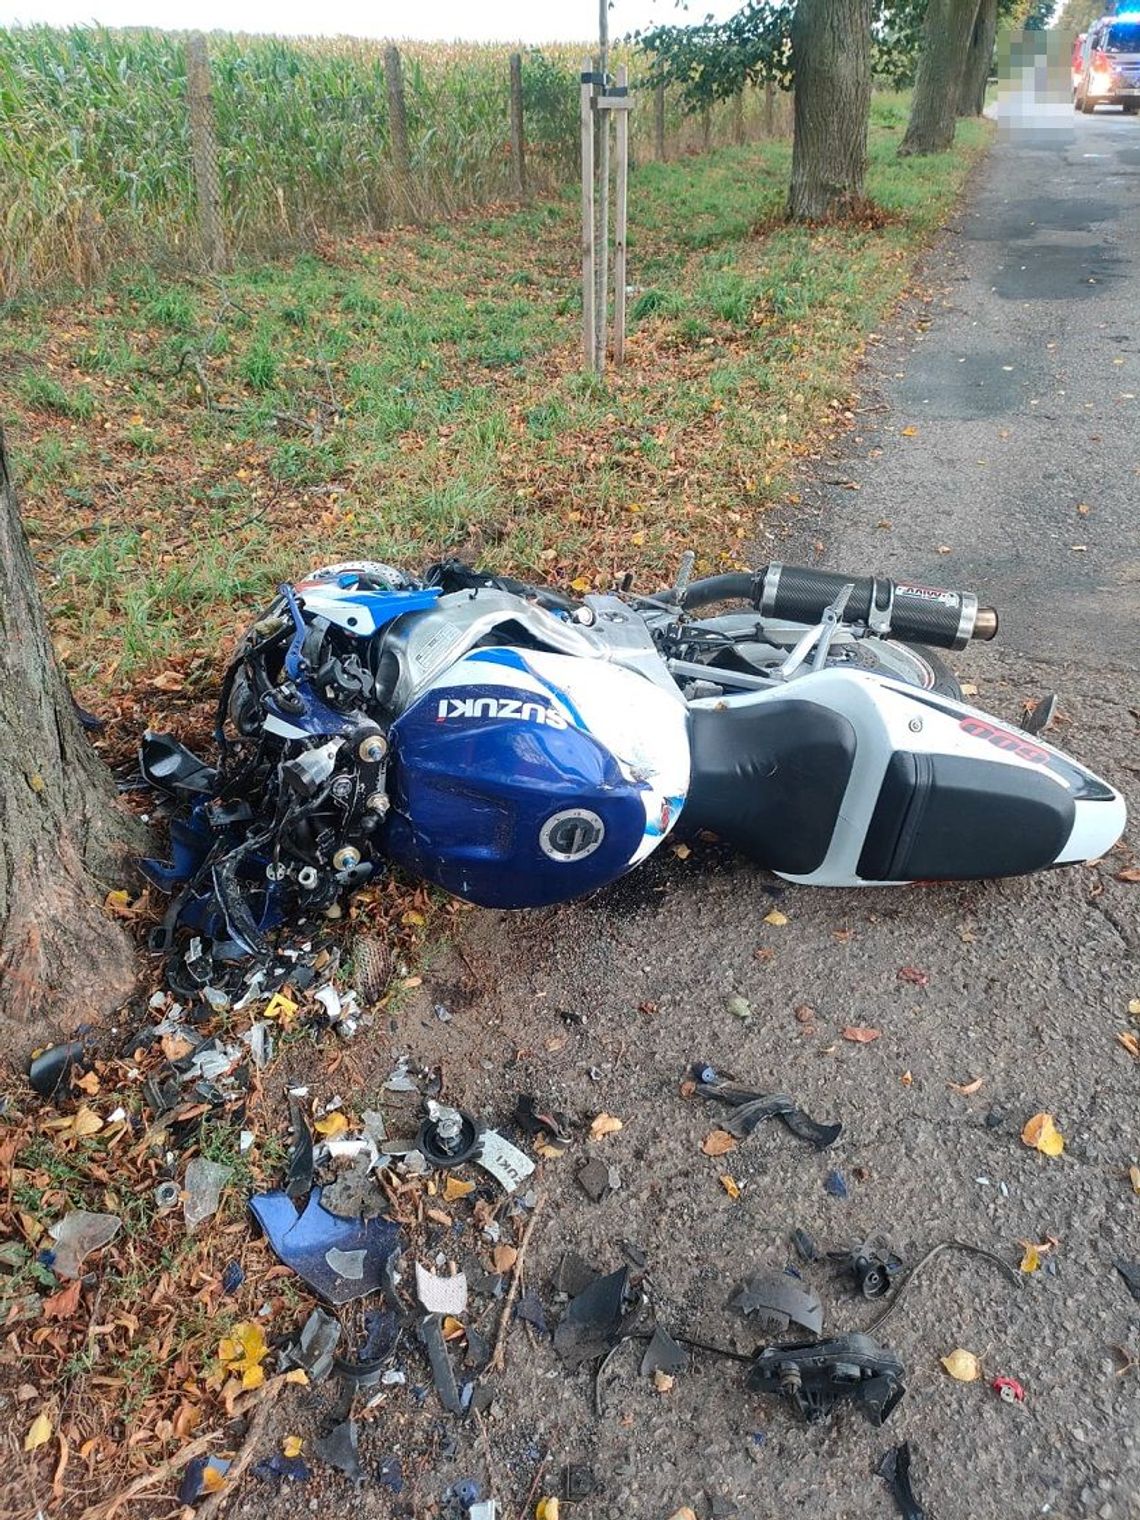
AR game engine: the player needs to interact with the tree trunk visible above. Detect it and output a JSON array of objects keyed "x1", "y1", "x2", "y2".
[
  {"x1": 0, "y1": 425, "x2": 143, "y2": 1051},
  {"x1": 958, "y1": 0, "x2": 998, "y2": 116},
  {"x1": 788, "y1": 0, "x2": 873, "y2": 221},
  {"x1": 899, "y1": 0, "x2": 983, "y2": 155}
]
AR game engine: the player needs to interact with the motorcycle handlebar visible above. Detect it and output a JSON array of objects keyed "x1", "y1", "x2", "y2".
[{"x1": 679, "y1": 563, "x2": 998, "y2": 652}]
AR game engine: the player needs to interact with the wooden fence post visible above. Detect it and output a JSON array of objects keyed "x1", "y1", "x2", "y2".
[
  {"x1": 654, "y1": 77, "x2": 666, "y2": 160},
  {"x1": 732, "y1": 87, "x2": 745, "y2": 145},
  {"x1": 509, "y1": 52, "x2": 526, "y2": 200},
  {"x1": 612, "y1": 65, "x2": 629, "y2": 368},
  {"x1": 384, "y1": 44, "x2": 411, "y2": 218},
  {"x1": 580, "y1": 58, "x2": 596, "y2": 371},
  {"x1": 185, "y1": 33, "x2": 228, "y2": 272},
  {"x1": 764, "y1": 79, "x2": 776, "y2": 137}
]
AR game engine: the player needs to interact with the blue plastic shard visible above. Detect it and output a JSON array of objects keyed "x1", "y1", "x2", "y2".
[{"x1": 248, "y1": 1186, "x2": 400, "y2": 1305}]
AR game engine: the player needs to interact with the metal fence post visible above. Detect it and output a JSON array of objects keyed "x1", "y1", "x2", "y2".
[
  {"x1": 580, "y1": 58, "x2": 596, "y2": 370},
  {"x1": 612, "y1": 65, "x2": 629, "y2": 368},
  {"x1": 185, "y1": 32, "x2": 228, "y2": 272},
  {"x1": 509, "y1": 52, "x2": 527, "y2": 200},
  {"x1": 384, "y1": 44, "x2": 411, "y2": 218},
  {"x1": 654, "y1": 76, "x2": 666, "y2": 160}
]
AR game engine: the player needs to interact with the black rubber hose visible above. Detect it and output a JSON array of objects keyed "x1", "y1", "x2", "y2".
[{"x1": 679, "y1": 572, "x2": 760, "y2": 609}]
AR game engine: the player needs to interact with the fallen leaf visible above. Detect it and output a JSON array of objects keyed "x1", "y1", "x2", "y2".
[
  {"x1": 589, "y1": 1113, "x2": 623, "y2": 1141},
  {"x1": 1019, "y1": 1242, "x2": 1041, "y2": 1273},
  {"x1": 1128, "y1": 998, "x2": 1140, "y2": 1017},
  {"x1": 24, "y1": 1411, "x2": 53, "y2": 1451},
  {"x1": 841, "y1": 1026, "x2": 881, "y2": 1044},
  {"x1": 1129, "y1": 1165, "x2": 1140, "y2": 1196},
  {"x1": 314, "y1": 1111, "x2": 348, "y2": 1138},
  {"x1": 1117, "y1": 1031, "x2": 1140, "y2": 1061},
  {"x1": 492, "y1": 1245, "x2": 518, "y2": 1273},
  {"x1": 941, "y1": 1348, "x2": 981, "y2": 1382},
  {"x1": 719, "y1": 1174, "x2": 741, "y2": 1200},
  {"x1": 401, "y1": 909, "x2": 425, "y2": 927},
  {"x1": 1115, "y1": 867, "x2": 1140, "y2": 883},
  {"x1": 102, "y1": 889, "x2": 135, "y2": 919},
  {"x1": 442, "y1": 1315, "x2": 465, "y2": 1341},
  {"x1": 149, "y1": 670, "x2": 185, "y2": 691},
  {"x1": 896, "y1": 966, "x2": 929, "y2": 987},
  {"x1": 763, "y1": 909, "x2": 788, "y2": 926},
  {"x1": 1021, "y1": 1112, "x2": 1064, "y2": 1157},
  {"x1": 219, "y1": 1321, "x2": 269, "y2": 1390},
  {"x1": 42, "y1": 1280, "x2": 82, "y2": 1320},
  {"x1": 443, "y1": 1177, "x2": 476, "y2": 1202},
  {"x1": 794, "y1": 1003, "x2": 816, "y2": 1023},
  {"x1": 1077, "y1": 502, "x2": 1090, "y2": 515},
  {"x1": 948, "y1": 1077, "x2": 984, "y2": 1096},
  {"x1": 667, "y1": 1509, "x2": 699, "y2": 1520},
  {"x1": 672, "y1": 842, "x2": 691, "y2": 860},
  {"x1": 569, "y1": 576, "x2": 591, "y2": 593},
  {"x1": 653, "y1": 1369, "x2": 675, "y2": 1393},
  {"x1": 282, "y1": 1435, "x2": 303, "y2": 1458},
  {"x1": 536, "y1": 1499, "x2": 561, "y2": 1520},
  {"x1": 900, "y1": 425, "x2": 919, "y2": 437},
  {"x1": 702, "y1": 1129, "x2": 736, "y2": 1157},
  {"x1": 900, "y1": 1070, "x2": 913, "y2": 1086},
  {"x1": 284, "y1": 1369, "x2": 309, "y2": 1385}
]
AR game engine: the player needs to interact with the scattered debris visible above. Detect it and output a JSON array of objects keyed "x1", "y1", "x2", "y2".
[
  {"x1": 731, "y1": 1274, "x2": 824, "y2": 1335},
  {"x1": 415, "y1": 1262, "x2": 469, "y2": 1316},
  {"x1": 27, "y1": 1040, "x2": 89, "y2": 1098},
  {"x1": 248, "y1": 1187, "x2": 400, "y2": 1304},
  {"x1": 577, "y1": 1156, "x2": 619, "y2": 1201},
  {"x1": 791, "y1": 1228, "x2": 818, "y2": 1263},
  {"x1": 824, "y1": 1170, "x2": 848, "y2": 1199},
  {"x1": 183, "y1": 1157, "x2": 231, "y2": 1233},
  {"x1": 693, "y1": 1066, "x2": 842, "y2": 1148},
  {"x1": 830, "y1": 1239, "x2": 901, "y2": 1300},
  {"x1": 178, "y1": 1454, "x2": 231, "y2": 1504},
  {"x1": 560, "y1": 1464, "x2": 598, "y2": 1501},
  {"x1": 877, "y1": 1441, "x2": 925, "y2": 1520},
  {"x1": 314, "y1": 1418, "x2": 364, "y2": 1483},
  {"x1": 992, "y1": 1375, "x2": 1025, "y2": 1404},
  {"x1": 747, "y1": 1333, "x2": 905, "y2": 1425},
  {"x1": 419, "y1": 1313, "x2": 465, "y2": 1414},
  {"x1": 45, "y1": 1210, "x2": 121, "y2": 1279},
  {"x1": 1114, "y1": 1260, "x2": 1140, "y2": 1304},
  {"x1": 286, "y1": 1307, "x2": 342, "y2": 1382},
  {"x1": 640, "y1": 1326, "x2": 689, "y2": 1377},
  {"x1": 554, "y1": 1266, "x2": 635, "y2": 1370}
]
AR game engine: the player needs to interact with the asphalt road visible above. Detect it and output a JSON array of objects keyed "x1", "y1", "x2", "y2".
[{"x1": 242, "y1": 105, "x2": 1140, "y2": 1520}]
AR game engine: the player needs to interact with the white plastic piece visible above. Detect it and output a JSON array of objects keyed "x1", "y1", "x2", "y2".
[
  {"x1": 415, "y1": 1262, "x2": 468, "y2": 1315},
  {"x1": 477, "y1": 1130, "x2": 536, "y2": 1194}
]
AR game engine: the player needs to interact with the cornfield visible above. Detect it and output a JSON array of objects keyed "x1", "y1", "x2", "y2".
[{"x1": 0, "y1": 26, "x2": 793, "y2": 298}]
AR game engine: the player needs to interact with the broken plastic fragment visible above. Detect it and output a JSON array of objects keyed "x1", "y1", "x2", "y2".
[
  {"x1": 554, "y1": 1266, "x2": 633, "y2": 1369},
  {"x1": 325, "y1": 1247, "x2": 366, "y2": 1280},
  {"x1": 824, "y1": 1169, "x2": 849, "y2": 1199},
  {"x1": 285, "y1": 1098, "x2": 314, "y2": 1201},
  {"x1": 314, "y1": 1418, "x2": 363, "y2": 1483},
  {"x1": 184, "y1": 1158, "x2": 232, "y2": 1233},
  {"x1": 47, "y1": 1211, "x2": 122, "y2": 1279},
  {"x1": 640, "y1": 1326, "x2": 688, "y2": 1378},
  {"x1": 829, "y1": 1239, "x2": 900, "y2": 1299},
  {"x1": 992, "y1": 1375, "x2": 1025, "y2": 1404},
  {"x1": 695, "y1": 1072, "x2": 841, "y2": 1149},
  {"x1": 731, "y1": 1273, "x2": 823, "y2": 1335},
  {"x1": 476, "y1": 1128, "x2": 535, "y2": 1193},
  {"x1": 249, "y1": 1187, "x2": 400, "y2": 1304},
  {"x1": 28, "y1": 1041, "x2": 88, "y2": 1099},
  {"x1": 287, "y1": 1308, "x2": 342, "y2": 1382},
  {"x1": 748, "y1": 1334, "x2": 905, "y2": 1425},
  {"x1": 877, "y1": 1441, "x2": 924, "y2": 1520},
  {"x1": 415, "y1": 1261, "x2": 468, "y2": 1315},
  {"x1": 178, "y1": 1454, "x2": 230, "y2": 1504},
  {"x1": 419, "y1": 1312, "x2": 464, "y2": 1414},
  {"x1": 1115, "y1": 1260, "x2": 1140, "y2": 1303}
]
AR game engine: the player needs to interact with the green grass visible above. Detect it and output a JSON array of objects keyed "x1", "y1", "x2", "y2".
[{"x1": 2, "y1": 101, "x2": 989, "y2": 690}]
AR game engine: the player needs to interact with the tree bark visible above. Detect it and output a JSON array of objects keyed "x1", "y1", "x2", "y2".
[
  {"x1": 788, "y1": 0, "x2": 873, "y2": 221},
  {"x1": 899, "y1": 0, "x2": 983, "y2": 155},
  {"x1": 958, "y1": 0, "x2": 998, "y2": 116},
  {"x1": 0, "y1": 425, "x2": 143, "y2": 1051}
]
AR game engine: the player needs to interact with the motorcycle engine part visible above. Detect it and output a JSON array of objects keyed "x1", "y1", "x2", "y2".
[
  {"x1": 154, "y1": 1181, "x2": 181, "y2": 1213},
  {"x1": 139, "y1": 731, "x2": 219, "y2": 796},
  {"x1": 385, "y1": 646, "x2": 689, "y2": 909},
  {"x1": 829, "y1": 1240, "x2": 900, "y2": 1300},
  {"x1": 877, "y1": 1441, "x2": 925, "y2": 1520},
  {"x1": 747, "y1": 1333, "x2": 905, "y2": 1426},
  {"x1": 28, "y1": 1041, "x2": 88, "y2": 1098},
  {"x1": 730, "y1": 1273, "x2": 824, "y2": 1336},
  {"x1": 417, "y1": 1102, "x2": 482, "y2": 1167}
]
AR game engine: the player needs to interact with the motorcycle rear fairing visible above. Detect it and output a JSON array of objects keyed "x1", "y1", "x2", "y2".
[
  {"x1": 685, "y1": 669, "x2": 1125, "y2": 887},
  {"x1": 384, "y1": 645, "x2": 690, "y2": 907}
]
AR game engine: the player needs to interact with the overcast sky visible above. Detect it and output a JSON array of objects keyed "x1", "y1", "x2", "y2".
[{"x1": 0, "y1": 0, "x2": 746, "y2": 44}]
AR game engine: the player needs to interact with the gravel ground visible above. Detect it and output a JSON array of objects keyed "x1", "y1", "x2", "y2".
[{"x1": 232, "y1": 95, "x2": 1140, "y2": 1520}]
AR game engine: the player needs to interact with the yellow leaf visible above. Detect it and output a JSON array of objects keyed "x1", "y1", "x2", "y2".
[
  {"x1": 401, "y1": 909, "x2": 425, "y2": 926},
  {"x1": 1021, "y1": 1112, "x2": 1064, "y2": 1157},
  {"x1": 1129, "y1": 1165, "x2": 1140, "y2": 1196},
  {"x1": 672, "y1": 842, "x2": 691, "y2": 860},
  {"x1": 314, "y1": 1111, "x2": 348, "y2": 1137},
  {"x1": 900, "y1": 425, "x2": 919, "y2": 437},
  {"x1": 283, "y1": 1436, "x2": 303, "y2": 1458},
  {"x1": 241, "y1": 1363, "x2": 265, "y2": 1390},
  {"x1": 569, "y1": 576, "x2": 591, "y2": 594},
  {"x1": 443, "y1": 1176, "x2": 476, "y2": 1202},
  {"x1": 589, "y1": 1113, "x2": 623, "y2": 1141},
  {"x1": 719, "y1": 1174, "x2": 741, "y2": 1200},
  {"x1": 763, "y1": 909, "x2": 788, "y2": 926},
  {"x1": 536, "y1": 1500, "x2": 561, "y2": 1520},
  {"x1": 941, "y1": 1348, "x2": 980, "y2": 1382},
  {"x1": 1019, "y1": 1243, "x2": 1041, "y2": 1273},
  {"x1": 284, "y1": 1369, "x2": 309, "y2": 1385},
  {"x1": 202, "y1": 1462, "x2": 228, "y2": 1493},
  {"x1": 24, "y1": 1411, "x2": 52, "y2": 1451},
  {"x1": 71, "y1": 1107, "x2": 103, "y2": 1138}
]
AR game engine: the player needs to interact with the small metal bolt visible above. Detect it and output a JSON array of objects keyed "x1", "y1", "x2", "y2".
[{"x1": 908, "y1": 717, "x2": 923, "y2": 733}]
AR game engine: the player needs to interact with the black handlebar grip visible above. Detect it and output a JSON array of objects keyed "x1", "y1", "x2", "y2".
[{"x1": 758, "y1": 563, "x2": 992, "y2": 651}]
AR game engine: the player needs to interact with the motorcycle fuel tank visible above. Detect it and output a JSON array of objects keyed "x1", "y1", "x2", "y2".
[{"x1": 384, "y1": 646, "x2": 690, "y2": 907}]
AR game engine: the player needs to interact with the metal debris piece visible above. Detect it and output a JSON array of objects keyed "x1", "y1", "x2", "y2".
[
  {"x1": 554, "y1": 1252, "x2": 598, "y2": 1298},
  {"x1": 46, "y1": 1210, "x2": 122, "y2": 1279},
  {"x1": 476, "y1": 1128, "x2": 536, "y2": 1193},
  {"x1": 419, "y1": 1102, "x2": 482, "y2": 1166},
  {"x1": 384, "y1": 1056, "x2": 419, "y2": 1093},
  {"x1": 287, "y1": 1307, "x2": 342, "y2": 1382},
  {"x1": 877, "y1": 1441, "x2": 925, "y2": 1520},
  {"x1": 554, "y1": 1266, "x2": 633, "y2": 1369},
  {"x1": 694, "y1": 1069, "x2": 841, "y2": 1149},
  {"x1": 830, "y1": 1240, "x2": 901, "y2": 1300},
  {"x1": 731, "y1": 1273, "x2": 823, "y2": 1335},
  {"x1": 748, "y1": 1333, "x2": 905, "y2": 1425},
  {"x1": 792, "y1": 1228, "x2": 818, "y2": 1263},
  {"x1": 249, "y1": 1187, "x2": 400, "y2": 1304},
  {"x1": 419, "y1": 1313, "x2": 464, "y2": 1414},
  {"x1": 183, "y1": 1158, "x2": 231, "y2": 1233},
  {"x1": 577, "y1": 1156, "x2": 618, "y2": 1202},
  {"x1": 314, "y1": 1418, "x2": 364, "y2": 1483},
  {"x1": 28, "y1": 1041, "x2": 88, "y2": 1098},
  {"x1": 154, "y1": 1181, "x2": 180, "y2": 1214},
  {"x1": 640, "y1": 1326, "x2": 689, "y2": 1377},
  {"x1": 415, "y1": 1262, "x2": 468, "y2": 1316}
]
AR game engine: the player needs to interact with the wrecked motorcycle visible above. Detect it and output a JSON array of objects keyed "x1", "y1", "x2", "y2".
[{"x1": 139, "y1": 555, "x2": 1126, "y2": 966}]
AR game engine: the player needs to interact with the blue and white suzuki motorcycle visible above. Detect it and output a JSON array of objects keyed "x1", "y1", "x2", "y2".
[{"x1": 140, "y1": 555, "x2": 1126, "y2": 961}]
